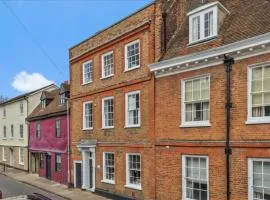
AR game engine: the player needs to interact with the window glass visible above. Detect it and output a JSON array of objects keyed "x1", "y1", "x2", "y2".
[
  {"x1": 251, "y1": 66, "x2": 270, "y2": 117},
  {"x1": 83, "y1": 62, "x2": 93, "y2": 84},
  {"x1": 84, "y1": 102, "x2": 93, "y2": 129},
  {"x1": 103, "y1": 52, "x2": 114, "y2": 78},
  {"x1": 126, "y1": 41, "x2": 140, "y2": 70},
  {"x1": 184, "y1": 77, "x2": 210, "y2": 123},
  {"x1": 104, "y1": 153, "x2": 115, "y2": 182},
  {"x1": 127, "y1": 92, "x2": 140, "y2": 126},
  {"x1": 184, "y1": 156, "x2": 208, "y2": 200},
  {"x1": 252, "y1": 160, "x2": 270, "y2": 200},
  {"x1": 127, "y1": 154, "x2": 141, "y2": 187},
  {"x1": 103, "y1": 98, "x2": 114, "y2": 128}
]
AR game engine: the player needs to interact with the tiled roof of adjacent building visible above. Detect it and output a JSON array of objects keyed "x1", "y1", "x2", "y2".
[
  {"x1": 0, "y1": 84, "x2": 57, "y2": 106},
  {"x1": 161, "y1": 0, "x2": 270, "y2": 60},
  {"x1": 27, "y1": 83, "x2": 70, "y2": 121}
]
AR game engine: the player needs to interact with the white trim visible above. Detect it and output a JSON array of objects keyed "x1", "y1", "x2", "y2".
[
  {"x1": 82, "y1": 60, "x2": 93, "y2": 85},
  {"x1": 2, "y1": 147, "x2": 6, "y2": 161},
  {"x1": 188, "y1": 5, "x2": 218, "y2": 44},
  {"x1": 102, "y1": 96, "x2": 114, "y2": 129},
  {"x1": 73, "y1": 160, "x2": 83, "y2": 188},
  {"x1": 101, "y1": 51, "x2": 114, "y2": 79},
  {"x1": 124, "y1": 39, "x2": 140, "y2": 72},
  {"x1": 182, "y1": 155, "x2": 209, "y2": 200},
  {"x1": 246, "y1": 61, "x2": 270, "y2": 124},
  {"x1": 102, "y1": 152, "x2": 115, "y2": 185},
  {"x1": 83, "y1": 101, "x2": 93, "y2": 130},
  {"x1": 187, "y1": 1, "x2": 230, "y2": 16},
  {"x1": 248, "y1": 158, "x2": 270, "y2": 200},
  {"x1": 181, "y1": 75, "x2": 211, "y2": 127},
  {"x1": 125, "y1": 153, "x2": 142, "y2": 190},
  {"x1": 125, "y1": 91, "x2": 141, "y2": 128},
  {"x1": 149, "y1": 33, "x2": 270, "y2": 78},
  {"x1": 18, "y1": 147, "x2": 24, "y2": 165}
]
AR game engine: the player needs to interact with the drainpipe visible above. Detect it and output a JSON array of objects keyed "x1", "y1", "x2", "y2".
[
  {"x1": 66, "y1": 98, "x2": 71, "y2": 188},
  {"x1": 24, "y1": 96, "x2": 30, "y2": 173},
  {"x1": 224, "y1": 55, "x2": 234, "y2": 200}
]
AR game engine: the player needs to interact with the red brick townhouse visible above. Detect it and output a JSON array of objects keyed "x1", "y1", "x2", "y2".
[
  {"x1": 69, "y1": 3, "x2": 156, "y2": 199},
  {"x1": 27, "y1": 83, "x2": 70, "y2": 185},
  {"x1": 150, "y1": 0, "x2": 270, "y2": 200}
]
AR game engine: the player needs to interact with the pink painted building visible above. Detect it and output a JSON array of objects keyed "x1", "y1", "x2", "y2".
[{"x1": 27, "y1": 83, "x2": 70, "y2": 185}]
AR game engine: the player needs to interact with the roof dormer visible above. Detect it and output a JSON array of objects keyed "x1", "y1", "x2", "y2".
[
  {"x1": 59, "y1": 82, "x2": 70, "y2": 105},
  {"x1": 188, "y1": 1, "x2": 229, "y2": 45},
  {"x1": 40, "y1": 91, "x2": 53, "y2": 109}
]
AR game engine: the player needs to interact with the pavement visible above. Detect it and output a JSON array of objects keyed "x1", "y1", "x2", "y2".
[{"x1": 0, "y1": 165, "x2": 109, "y2": 200}]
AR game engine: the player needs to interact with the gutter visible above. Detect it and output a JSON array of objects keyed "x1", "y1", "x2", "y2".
[
  {"x1": 224, "y1": 55, "x2": 234, "y2": 200},
  {"x1": 149, "y1": 32, "x2": 270, "y2": 77}
]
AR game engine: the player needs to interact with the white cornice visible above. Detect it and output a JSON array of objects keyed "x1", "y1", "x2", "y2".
[
  {"x1": 187, "y1": 1, "x2": 230, "y2": 16},
  {"x1": 149, "y1": 33, "x2": 270, "y2": 78}
]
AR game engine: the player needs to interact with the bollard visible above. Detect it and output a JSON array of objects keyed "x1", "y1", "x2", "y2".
[{"x1": 0, "y1": 190, "x2": 3, "y2": 199}]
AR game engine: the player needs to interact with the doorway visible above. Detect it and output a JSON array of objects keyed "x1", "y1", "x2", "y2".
[
  {"x1": 10, "y1": 148, "x2": 14, "y2": 166},
  {"x1": 46, "y1": 155, "x2": 51, "y2": 180},
  {"x1": 74, "y1": 161, "x2": 82, "y2": 188}
]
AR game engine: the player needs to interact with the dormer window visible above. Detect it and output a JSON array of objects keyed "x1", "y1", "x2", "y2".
[
  {"x1": 41, "y1": 99, "x2": 46, "y2": 109},
  {"x1": 60, "y1": 93, "x2": 67, "y2": 105},
  {"x1": 188, "y1": 2, "x2": 229, "y2": 44}
]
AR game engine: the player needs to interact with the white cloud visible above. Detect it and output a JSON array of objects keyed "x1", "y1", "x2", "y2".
[{"x1": 12, "y1": 71, "x2": 54, "y2": 93}]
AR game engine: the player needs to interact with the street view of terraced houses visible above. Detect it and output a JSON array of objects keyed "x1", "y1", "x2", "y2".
[{"x1": 0, "y1": 0, "x2": 270, "y2": 200}]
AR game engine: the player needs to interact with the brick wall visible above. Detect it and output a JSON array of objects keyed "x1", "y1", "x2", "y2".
[{"x1": 69, "y1": 3, "x2": 156, "y2": 199}]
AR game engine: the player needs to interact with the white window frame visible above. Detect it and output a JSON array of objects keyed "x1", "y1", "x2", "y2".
[
  {"x1": 83, "y1": 101, "x2": 93, "y2": 130},
  {"x1": 2, "y1": 147, "x2": 6, "y2": 161},
  {"x1": 56, "y1": 119, "x2": 61, "y2": 137},
  {"x1": 102, "y1": 152, "x2": 115, "y2": 184},
  {"x1": 125, "y1": 91, "x2": 141, "y2": 128},
  {"x1": 248, "y1": 158, "x2": 270, "y2": 200},
  {"x1": 82, "y1": 60, "x2": 93, "y2": 85},
  {"x1": 101, "y1": 51, "x2": 114, "y2": 79},
  {"x1": 125, "y1": 153, "x2": 142, "y2": 190},
  {"x1": 3, "y1": 126, "x2": 7, "y2": 139},
  {"x1": 41, "y1": 100, "x2": 46, "y2": 109},
  {"x1": 20, "y1": 124, "x2": 24, "y2": 139},
  {"x1": 20, "y1": 101, "x2": 24, "y2": 114},
  {"x1": 55, "y1": 153, "x2": 62, "y2": 172},
  {"x1": 181, "y1": 75, "x2": 211, "y2": 127},
  {"x1": 3, "y1": 107, "x2": 6, "y2": 118},
  {"x1": 124, "y1": 40, "x2": 140, "y2": 72},
  {"x1": 19, "y1": 147, "x2": 24, "y2": 165},
  {"x1": 60, "y1": 93, "x2": 66, "y2": 105},
  {"x1": 36, "y1": 123, "x2": 41, "y2": 139},
  {"x1": 188, "y1": 6, "x2": 218, "y2": 44},
  {"x1": 246, "y1": 61, "x2": 270, "y2": 124},
  {"x1": 102, "y1": 96, "x2": 114, "y2": 129},
  {"x1": 182, "y1": 155, "x2": 209, "y2": 200},
  {"x1": 10, "y1": 124, "x2": 14, "y2": 138}
]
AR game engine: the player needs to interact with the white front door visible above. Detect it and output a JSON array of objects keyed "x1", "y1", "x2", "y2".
[
  {"x1": 10, "y1": 149, "x2": 14, "y2": 166},
  {"x1": 82, "y1": 148, "x2": 95, "y2": 191}
]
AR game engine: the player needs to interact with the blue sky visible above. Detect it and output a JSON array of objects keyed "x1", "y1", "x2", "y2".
[{"x1": 0, "y1": 0, "x2": 152, "y2": 98}]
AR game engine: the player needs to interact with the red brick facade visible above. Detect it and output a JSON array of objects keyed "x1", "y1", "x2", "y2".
[
  {"x1": 69, "y1": 0, "x2": 270, "y2": 199},
  {"x1": 151, "y1": 0, "x2": 270, "y2": 199},
  {"x1": 69, "y1": 3, "x2": 156, "y2": 199}
]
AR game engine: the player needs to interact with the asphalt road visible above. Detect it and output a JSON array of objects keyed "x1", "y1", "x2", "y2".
[{"x1": 0, "y1": 174, "x2": 66, "y2": 200}]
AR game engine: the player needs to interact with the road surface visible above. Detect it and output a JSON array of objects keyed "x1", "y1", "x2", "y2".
[{"x1": 0, "y1": 174, "x2": 66, "y2": 200}]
